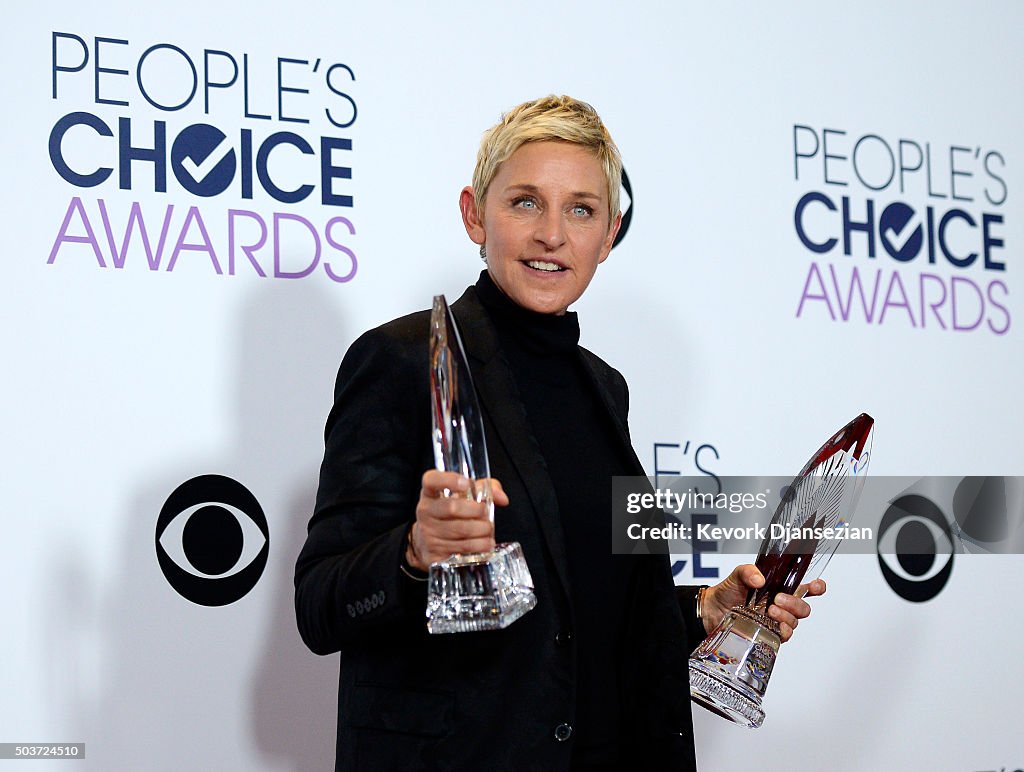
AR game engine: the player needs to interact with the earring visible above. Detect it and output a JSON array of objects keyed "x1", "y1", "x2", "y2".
[{"x1": 479, "y1": 245, "x2": 487, "y2": 264}]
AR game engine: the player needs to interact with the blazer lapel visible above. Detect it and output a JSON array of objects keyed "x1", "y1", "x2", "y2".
[
  {"x1": 577, "y1": 351, "x2": 648, "y2": 478},
  {"x1": 450, "y1": 288, "x2": 574, "y2": 601}
]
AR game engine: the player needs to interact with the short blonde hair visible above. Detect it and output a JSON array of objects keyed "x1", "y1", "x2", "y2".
[{"x1": 472, "y1": 95, "x2": 622, "y2": 226}]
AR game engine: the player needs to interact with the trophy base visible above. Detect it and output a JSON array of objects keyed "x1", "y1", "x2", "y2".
[
  {"x1": 426, "y1": 542, "x2": 537, "y2": 634},
  {"x1": 688, "y1": 606, "x2": 781, "y2": 729}
]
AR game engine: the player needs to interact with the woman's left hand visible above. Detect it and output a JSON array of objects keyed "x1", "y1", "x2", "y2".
[{"x1": 700, "y1": 564, "x2": 826, "y2": 643}]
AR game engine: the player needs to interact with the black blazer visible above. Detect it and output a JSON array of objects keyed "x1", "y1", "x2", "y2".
[{"x1": 295, "y1": 286, "x2": 705, "y2": 771}]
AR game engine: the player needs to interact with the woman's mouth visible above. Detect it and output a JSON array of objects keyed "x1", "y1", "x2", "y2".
[{"x1": 525, "y1": 260, "x2": 565, "y2": 272}]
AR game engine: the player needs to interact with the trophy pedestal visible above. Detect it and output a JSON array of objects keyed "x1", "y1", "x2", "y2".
[
  {"x1": 426, "y1": 542, "x2": 537, "y2": 634},
  {"x1": 689, "y1": 607, "x2": 781, "y2": 729}
]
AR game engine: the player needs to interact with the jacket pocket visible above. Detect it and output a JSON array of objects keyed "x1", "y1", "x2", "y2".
[{"x1": 347, "y1": 683, "x2": 456, "y2": 771}]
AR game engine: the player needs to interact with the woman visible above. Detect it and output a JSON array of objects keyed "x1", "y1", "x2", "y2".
[{"x1": 295, "y1": 95, "x2": 821, "y2": 770}]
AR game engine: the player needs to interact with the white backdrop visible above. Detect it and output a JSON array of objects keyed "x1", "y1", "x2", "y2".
[{"x1": 3, "y1": 2, "x2": 1022, "y2": 770}]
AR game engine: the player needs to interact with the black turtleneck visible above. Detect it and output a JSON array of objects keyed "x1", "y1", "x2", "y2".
[{"x1": 474, "y1": 270, "x2": 633, "y2": 768}]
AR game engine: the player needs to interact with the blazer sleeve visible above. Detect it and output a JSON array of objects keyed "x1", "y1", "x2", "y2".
[
  {"x1": 294, "y1": 318, "x2": 433, "y2": 655},
  {"x1": 675, "y1": 585, "x2": 710, "y2": 651}
]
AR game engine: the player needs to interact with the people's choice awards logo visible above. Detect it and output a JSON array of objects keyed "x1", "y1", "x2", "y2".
[
  {"x1": 791, "y1": 126, "x2": 1009, "y2": 335},
  {"x1": 47, "y1": 32, "x2": 358, "y2": 283},
  {"x1": 156, "y1": 475, "x2": 269, "y2": 606}
]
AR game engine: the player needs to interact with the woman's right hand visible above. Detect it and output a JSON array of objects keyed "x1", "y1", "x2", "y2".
[{"x1": 406, "y1": 470, "x2": 509, "y2": 571}]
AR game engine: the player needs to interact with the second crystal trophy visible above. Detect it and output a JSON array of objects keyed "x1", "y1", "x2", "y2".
[
  {"x1": 425, "y1": 295, "x2": 537, "y2": 634},
  {"x1": 688, "y1": 413, "x2": 875, "y2": 728}
]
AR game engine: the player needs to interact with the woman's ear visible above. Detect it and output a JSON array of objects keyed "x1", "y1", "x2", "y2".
[
  {"x1": 598, "y1": 210, "x2": 623, "y2": 264},
  {"x1": 460, "y1": 186, "x2": 486, "y2": 246}
]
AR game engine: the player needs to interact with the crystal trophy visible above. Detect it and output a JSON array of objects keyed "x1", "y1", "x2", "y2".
[
  {"x1": 425, "y1": 295, "x2": 537, "y2": 634},
  {"x1": 689, "y1": 413, "x2": 875, "y2": 727}
]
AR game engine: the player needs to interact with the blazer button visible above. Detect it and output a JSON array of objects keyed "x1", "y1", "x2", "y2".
[
  {"x1": 555, "y1": 630, "x2": 573, "y2": 646},
  {"x1": 553, "y1": 723, "x2": 573, "y2": 742}
]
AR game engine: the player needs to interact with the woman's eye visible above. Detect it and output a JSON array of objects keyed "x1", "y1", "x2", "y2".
[
  {"x1": 514, "y1": 198, "x2": 536, "y2": 209},
  {"x1": 572, "y1": 205, "x2": 593, "y2": 217}
]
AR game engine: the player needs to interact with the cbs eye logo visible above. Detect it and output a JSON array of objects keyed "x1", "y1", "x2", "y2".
[
  {"x1": 612, "y1": 168, "x2": 633, "y2": 249},
  {"x1": 156, "y1": 475, "x2": 269, "y2": 606},
  {"x1": 876, "y1": 494, "x2": 954, "y2": 603}
]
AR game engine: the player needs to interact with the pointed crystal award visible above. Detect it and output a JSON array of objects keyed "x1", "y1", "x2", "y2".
[
  {"x1": 688, "y1": 413, "x2": 875, "y2": 727},
  {"x1": 425, "y1": 295, "x2": 537, "y2": 634}
]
